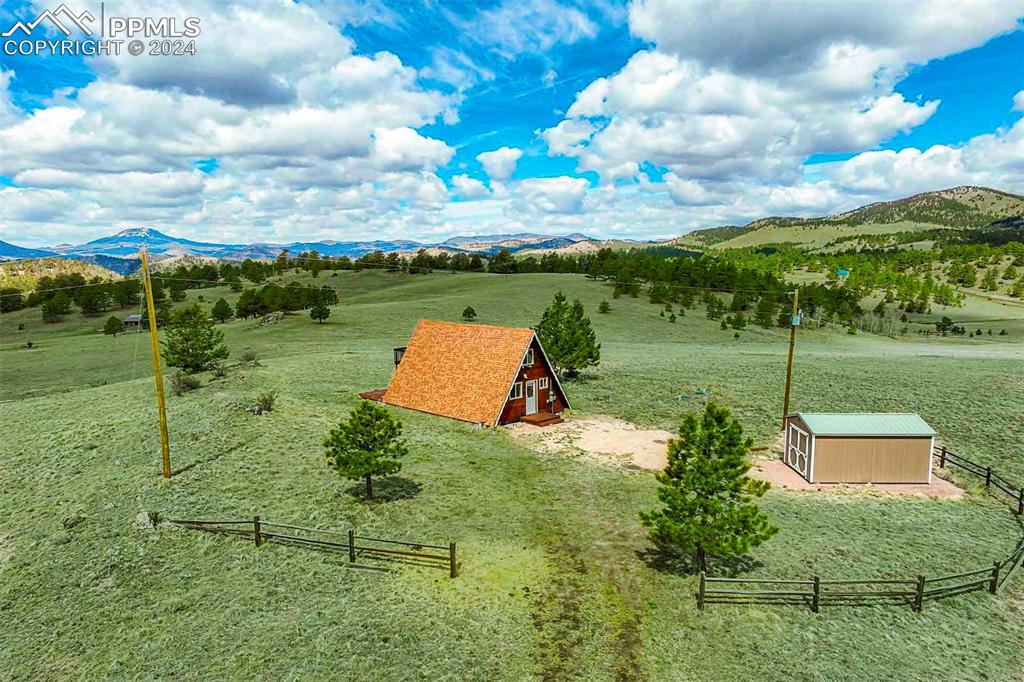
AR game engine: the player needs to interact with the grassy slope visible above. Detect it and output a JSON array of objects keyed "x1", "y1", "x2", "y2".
[{"x1": 2, "y1": 271, "x2": 1023, "y2": 681}]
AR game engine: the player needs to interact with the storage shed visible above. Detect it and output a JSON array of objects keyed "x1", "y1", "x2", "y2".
[{"x1": 784, "y1": 413, "x2": 936, "y2": 484}]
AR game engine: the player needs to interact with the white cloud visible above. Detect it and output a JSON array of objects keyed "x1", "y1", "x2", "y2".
[
  {"x1": 452, "y1": 0, "x2": 598, "y2": 59},
  {"x1": 629, "y1": 0, "x2": 1024, "y2": 82},
  {"x1": 1013, "y1": 90, "x2": 1024, "y2": 112},
  {"x1": 548, "y1": 49, "x2": 940, "y2": 183},
  {"x1": 450, "y1": 174, "x2": 490, "y2": 199},
  {"x1": 476, "y1": 146, "x2": 523, "y2": 181},
  {"x1": 513, "y1": 176, "x2": 590, "y2": 213},
  {"x1": 371, "y1": 127, "x2": 453, "y2": 171}
]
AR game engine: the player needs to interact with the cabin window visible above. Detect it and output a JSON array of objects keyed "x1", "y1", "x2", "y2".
[
  {"x1": 539, "y1": 377, "x2": 549, "y2": 389},
  {"x1": 524, "y1": 348, "x2": 535, "y2": 366},
  {"x1": 509, "y1": 382, "x2": 523, "y2": 400}
]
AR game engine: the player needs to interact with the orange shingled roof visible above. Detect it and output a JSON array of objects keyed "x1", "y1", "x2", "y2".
[{"x1": 383, "y1": 319, "x2": 536, "y2": 425}]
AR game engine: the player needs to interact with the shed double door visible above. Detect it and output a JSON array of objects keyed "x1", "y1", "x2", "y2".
[{"x1": 786, "y1": 422, "x2": 811, "y2": 480}]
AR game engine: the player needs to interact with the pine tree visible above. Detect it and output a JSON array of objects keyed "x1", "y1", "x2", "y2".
[
  {"x1": 103, "y1": 315, "x2": 123, "y2": 337},
  {"x1": 980, "y1": 269, "x2": 998, "y2": 292},
  {"x1": 639, "y1": 402, "x2": 776, "y2": 573},
  {"x1": 162, "y1": 304, "x2": 229, "y2": 373},
  {"x1": 462, "y1": 305, "x2": 477, "y2": 321},
  {"x1": 754, "y1": 298, "x2": 775, "y2": 328},
  {"x1": 598, "y1": 300, "x2": 611, "y2": 314},
  {"x1": 212, "y1": 298, "x2": 233, "y2": 323},
  {"x1": 310, "y1": 300, "x2": 330, "y2": 324},
  {"x1": 324, "y1": 401, "x2": 408, "y2": 499},
  {"x1": 536, "y1": 291, "x2": 600, "y2": 377}
]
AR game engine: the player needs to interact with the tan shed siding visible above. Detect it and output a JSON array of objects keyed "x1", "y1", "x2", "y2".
[{"x1": 811, "y1": 436, "x2": 932, "y2": 483}]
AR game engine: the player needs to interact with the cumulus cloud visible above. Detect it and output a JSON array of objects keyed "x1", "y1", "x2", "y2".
[
  {"x1": 0, "y1": 0, "x2": 463, "y2": 245},
  {"x1": 476, "y1": 146, "x2": 523, "y2": 181},
  {"x1": 513, "y1": 176, "x2": 590, "y2": 213},
  {"x1": 450, "y1": 174, "x2": 490, "y2": 199},
  {"x1": 1014, "y1": 90, "x2": 1024, "y2": 112}
]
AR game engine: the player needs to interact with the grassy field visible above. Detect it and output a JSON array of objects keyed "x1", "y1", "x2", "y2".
[{"x1": 2, "y1": 270, "x2": 1023, "y2": 681}]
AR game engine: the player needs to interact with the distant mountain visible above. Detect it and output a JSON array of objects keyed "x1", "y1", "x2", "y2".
[
  {"x1": 680, "y1": 186, "x2": 1024, "y2": 249},
  {"x1": 0, "y1": 240, "x2": 57, "y2": 262},
  {"x1": 0, "y1": 228, "x2": 599, "y2": 264}
]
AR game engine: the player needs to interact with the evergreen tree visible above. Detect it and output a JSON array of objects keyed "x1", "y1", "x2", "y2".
[
  {"x1": 462, "y1": 305, "x2": 477, "y2": 322},
  {"x1": 980, "y1": 269, "x2": 998, "y2": 292},
  {"x1": 41, "y1": 299, "x2": 62, "y2": 323},
  {"x1": 324, "y1": 401, "x2": 408, "y2": 499},
  {"x1": 754, "y1": 298, "x2": 775, "y2": 328},
  {"x1": 162, "y1": 304, "x2": 229, "y2": 372},
  {"x1": 0, "y1": 287, "x2": 25, "y2": 313},
  {"x1": 103, "y1": 315, "x2": 123, "y2": 337},
  {"x1": 536, "y1": 291, "x2": 600, "y2": 377},
  {"x1": 212, "y1": 298, "x2": 233, "y2": 323},
  {"x1": 310, "y1": 300, "x2": 330, "y2": 324},
  {"x1": 729, "y1": 313, "x2": 747, "y2": 330},
  {"x1": 598, "y1": 300, "x2": 611, "y2": 314},
  {"x1": 639, "y1": 402, "x2": 776, "y2": 573},
  {"x1": 487, "y1": 248, "x2": 516, "y2": 274}
]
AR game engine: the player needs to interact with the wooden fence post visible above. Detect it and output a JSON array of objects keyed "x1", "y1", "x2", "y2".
[
  {"x1": 812, "y1": 576, "x2": 820, "y2": 614},
  {"x1": 985, "y1": 467, "x2": 992, "y2": 488},
  {"x1": 348, "y1": 530, "x2": 356, "y2": 563},
  {"x1": 938, "y1": 446, "x2": 946, "y2": 468},
  {"x1": 449, "y1": 542, "x2": 457, "y2": 579},
  {"x1": 990, "y1": 561, "x2": 1001, "y2": 594},
  {"x1": 1018, "y1": 488, "x2": 1023, "y2": 516},
  {"x1": 697, "y1": 571, "x2": 706, "y2": 611},
  {"x1": 914, "y1": 575, "x2": 925, "y2": 612},
  {"x1": 253, "y1": 515, "x2": 262, "y2": 547}
]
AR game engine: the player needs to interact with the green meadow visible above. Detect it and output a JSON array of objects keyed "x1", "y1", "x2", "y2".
[{"x1": 2, "y1": 270, "x2": 1023, "y2": 680}]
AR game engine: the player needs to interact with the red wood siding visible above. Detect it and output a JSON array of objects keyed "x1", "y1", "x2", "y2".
[{"x1": 498, "y1": 338, "x2": 566, "y2": 424}]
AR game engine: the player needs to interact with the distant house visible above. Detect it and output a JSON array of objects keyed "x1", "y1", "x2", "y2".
[
  {"x1": 784, "y1": 413, "x2": 935, "y2": 484},
  {"x1": 124, "y1": 314, "x2": 142, "y2": 327},
  {"x1": 378, "y1": 319, "x2": 570, "y2": 426}
]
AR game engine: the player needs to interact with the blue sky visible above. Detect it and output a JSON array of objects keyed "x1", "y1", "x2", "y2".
[{"x1": 0, "y1": 0, "x2": 1022, "y2": 246}]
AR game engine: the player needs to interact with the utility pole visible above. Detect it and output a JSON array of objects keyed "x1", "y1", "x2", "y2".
[
  {"x1": 781, "y1": 289, "x2": 799, "y2": 431},
  {"x1": 140, "y1": 247, "x2": 172, "y2": 479}
]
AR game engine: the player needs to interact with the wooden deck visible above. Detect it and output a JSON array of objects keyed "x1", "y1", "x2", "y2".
[
  {"x1": 520, "y1": 412, "x2": 563, "y2": 427},
  {"x1": 358, "y1": 388, "x2": 387, "y2": 402}
]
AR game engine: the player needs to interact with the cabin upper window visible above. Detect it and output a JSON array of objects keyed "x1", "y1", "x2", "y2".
[
  {"x1": 539, "y1": 377, "x2": 549, "y2": 390},
  {"x1": 524, "y1": 348, "x2": 535, "y2": 366},
  {"x1": 509, "y1": 382, "x2": 523, "y2": 400}
]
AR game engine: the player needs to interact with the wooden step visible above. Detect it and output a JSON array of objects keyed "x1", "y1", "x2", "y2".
[{"x1": 521, "y1": 412, "x2": 563, "y2": 427}]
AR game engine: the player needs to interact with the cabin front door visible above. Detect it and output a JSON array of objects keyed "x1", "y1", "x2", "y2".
[{"x1": 525, "y1": 380, "x2": 538, "y2": 415}]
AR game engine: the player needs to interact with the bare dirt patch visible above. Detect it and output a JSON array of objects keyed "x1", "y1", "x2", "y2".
[
  {"x1": 752, "y1": 458, "x2": 966, "y2": 500},
  {"x1": 506, "y1": 416, "x2": 673, "y2": 470}
]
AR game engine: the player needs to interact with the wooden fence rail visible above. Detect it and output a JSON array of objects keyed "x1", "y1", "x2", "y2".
[
  {"x1": 699, "y1": 446, "x2": 1023, "y2": 612},
  {"x1": 170, "y1": 516, "x2": 457, "y2": 578}
]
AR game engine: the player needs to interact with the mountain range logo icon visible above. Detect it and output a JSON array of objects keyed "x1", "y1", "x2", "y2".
[{"x1": 2, "y1": 4, "x2": 95, "y2": 38}]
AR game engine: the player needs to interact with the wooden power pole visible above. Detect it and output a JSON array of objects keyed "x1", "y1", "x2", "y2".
[
  {"x1": 140, "y1": 247, "x2": 172, "y2": 479},
  {"x1": 781, "y1": 289, "x2": 799, "y2": 431}
]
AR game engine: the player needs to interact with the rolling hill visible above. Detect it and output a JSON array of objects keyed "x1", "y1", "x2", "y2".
[{"x1": 679, "y1": 186, "x2": 1024, "y2": 249}]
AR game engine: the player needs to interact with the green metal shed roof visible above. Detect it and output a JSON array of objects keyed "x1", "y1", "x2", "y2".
[{"x1": 791, "y1": 413, "x2": 935, "y2": 437}]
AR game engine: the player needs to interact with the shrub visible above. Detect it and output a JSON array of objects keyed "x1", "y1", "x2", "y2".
[
  {"x1": 240, "y1": 349, "x2": 258, "y2": 364},
  {"x1": 248, "y1": 391, "x2": 277, "y2": 415},
  {"x1": 170, "y1": 372, "x2": 202, "y2": 395},
  {"x1": 210, "y1": 362, "x2": 227, "y2": 378}
]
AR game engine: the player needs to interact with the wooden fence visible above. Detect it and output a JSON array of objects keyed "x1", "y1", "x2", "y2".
[
  {"x1": 698, "y1": 446, "x2": 1024, "y2": 612},
  {"x1": 170, "y1": 516, "x2": 457, "y2": 578}
]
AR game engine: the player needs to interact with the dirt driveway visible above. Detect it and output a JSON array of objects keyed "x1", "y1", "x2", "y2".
[
  {"x1": 507, "y1": 415, "x2": 967, "y2": 500},
  {"x1": 505, "y1": 415, "x2": 673, "y2": 470}
]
